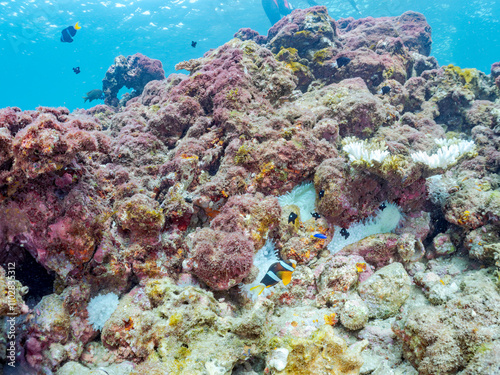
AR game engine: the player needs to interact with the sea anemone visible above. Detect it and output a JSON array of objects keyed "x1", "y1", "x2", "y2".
[
  {"x1": 277, "y1": 182, "x2": 317, "y2": 221},
  {"x1": 327, "y1": 202, "x2": 403, "y2": 254}
]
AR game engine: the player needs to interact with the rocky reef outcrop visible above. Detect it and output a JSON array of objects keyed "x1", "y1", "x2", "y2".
[{"x1": 102, "y1": 53, "x2": 165, "y2": 107}]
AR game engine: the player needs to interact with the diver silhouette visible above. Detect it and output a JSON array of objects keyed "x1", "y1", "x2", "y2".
[
  {"x1": 262, "y1": 0, "x2": 361, "y2": 26},
  {"x1": 262, "y1": 0, "x2": 293, "y2": 25}
]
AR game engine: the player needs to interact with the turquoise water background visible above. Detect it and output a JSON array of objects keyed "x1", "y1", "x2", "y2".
[{"x1": 0, "y1": 0, "x2": 498, "y2": 111}]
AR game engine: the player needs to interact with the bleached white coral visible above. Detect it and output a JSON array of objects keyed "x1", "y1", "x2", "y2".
[
  {"x1": 87, "y1": 293, "x2": 119, "y2": 331},
  {"x1": 239, "y1": 239, "x2": 279, "y2": 301},
  {"x1": 342, "y1": 137, "x2": 389, "y2": 165},
  {"x1": 268, "y1": 348, "x2": 289, "y2": 371},
  {"x1": 327, "y1": 202, "x2": 403, "y2": 254},
  {"x1": 411, "y1": 139, "x2": 474, "y2": 169},
  {"x1": 277, "y1": 182, "x2": 316, "y2": 221}
]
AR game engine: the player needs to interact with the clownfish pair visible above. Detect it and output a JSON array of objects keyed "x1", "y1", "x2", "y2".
[{"x1": 250, "y1": 259, "x2": 297, "y2": 296}]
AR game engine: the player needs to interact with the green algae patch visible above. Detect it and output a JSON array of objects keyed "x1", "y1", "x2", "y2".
[
  {"x1": 169, "y1": 312, "x2": 183, "y2": 326},
  {"x1": 444, "y1": 64, "x2": 481, "y2": 90},
  {"x1": 226, "y1": 88, "x2": 239, "y2": 102},
  {"x1": 323, "y1": 87, "x2": 350, "y2": 108},
  {"x1": 294, "y1": 30, "x2": 312, "y2": 38},
  {"x1": 380, "y1": 154, "x2": 409, "y2": 173},
  {"x1": 313, "y1": 48, "x2": 331, "y2": 65},
  {"x1": 383, "y1": 66, "x2": 396, "y2": 80},
  {"x1": 269, "y1": 325, "x2": 367, "y2": 375},
  {"x1": 116, "y1": 193, "x2": 165, "y2": 237},
  {"x1": 276, "y1": 46, "x2": 299, "y2": 62},
  {"x1": 234, "y1": 143, "x2": 252, "y2": 164},
  {"x1": 286, "y1": 61, "x2": 308, "y2": 74}
]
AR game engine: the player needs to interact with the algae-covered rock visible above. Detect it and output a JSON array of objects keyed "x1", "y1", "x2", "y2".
[
  {"x1": 102, "y1": 279, "x2": 265, "y2": 374},
  {"x1": 340, "y1": 299, "x2": 369, "y2": 330},
  {"x1": 458, "y1": 341, "x2": 500, "y2": 375},
  {"x1": 56, "y1": 362, "x2": 92, "y2": 375},
  {"x1": 359, "y1": 262, "x2": 411, "y2": 319},
  {"x1": 271, "y1": 325, "x2": 367, "y2": 374},
  {"x1": 393, "y1": 270, "x2": 500, "y2": 375},
  {"x1": 0, "y1": 265, "x2": 29, "y2": 317},
  {"x1": 413, "y1": 271, "x2": 460, "y2": 305},
  {"x1": 26, "y1": 294, "x2": 73, "y2": 370},
  {"x1": 432, "y1": 233, "x2": 456, "y2": 256},
  {"x1": 56, "y1": 361, "x2": 135, "y2": 375},
  {"x1": 464, "y1": 224, "x2": 500, "y2": 265},
  {"x1": 115, "y1": 193, "x2": 165, "y2": 239}
]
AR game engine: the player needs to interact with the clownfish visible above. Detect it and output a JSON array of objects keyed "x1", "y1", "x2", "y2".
[{"x1": 250, "y1": 259, "x2": 297, "y2": 296}]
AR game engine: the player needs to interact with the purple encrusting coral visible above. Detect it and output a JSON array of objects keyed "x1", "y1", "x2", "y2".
[{"x1": 1, "y1": 6, "x2": 500, "y2": 375}]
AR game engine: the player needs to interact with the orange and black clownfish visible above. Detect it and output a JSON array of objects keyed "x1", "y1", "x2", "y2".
[
  {"x1": 250, "y1": 259, "x2": 297, "y2": 295},
  {"x1": 61, "y1": 22, "x2": 81, "y2": 43}
]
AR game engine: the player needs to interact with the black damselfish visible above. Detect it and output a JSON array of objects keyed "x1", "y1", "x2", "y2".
[
  {"x1": 191, "y1": 41, "x2": 197, "y2": 48},
  {"x1": 318, "y1": 190, "x2": 325, "y2": 199},
  {"x1": 381, "y1": 86, "x2": 391, "y2": 95},
  {"x1": 340, "y1": 228, "x2": 350, "y2": 239},
  {"x1": 73, "y1": 67, "x2": 80, "y2": 74},
  {"x1": 288, "y1": 212, "x2": 298, "y2": 224},
  {"x1": 311, "y1": 212, "x2": 321, "y2": 220},
  {"x1": 60, "y1": 22, "x2": 81, "y2": 43},
  {"x1": 336, "y1": 56, "x2": 351, "y2": 67}
]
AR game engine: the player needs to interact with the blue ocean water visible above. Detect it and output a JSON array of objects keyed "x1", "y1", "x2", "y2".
[{"x1": 0, "y1": 0, "x2": 498, "y2": 112}]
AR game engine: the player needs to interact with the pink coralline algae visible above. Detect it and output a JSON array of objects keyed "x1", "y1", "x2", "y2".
[
  {"x1": 2, "y1": 6, "x2": 500, "y2": 375},
  {"x1": 337, "y1": 11, "x2": 432, "y2": 56},
  {"x1": 188, "y1": 228, "x2": 254, "y2": 290}
]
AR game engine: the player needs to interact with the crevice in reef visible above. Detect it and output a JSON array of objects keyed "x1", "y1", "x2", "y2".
[
  {"x1": 0, "y1": 243, "x2": 55, "y2": 308},
  {"x1": 0, "y1": 158, "x2": 13, "y2": 171}
]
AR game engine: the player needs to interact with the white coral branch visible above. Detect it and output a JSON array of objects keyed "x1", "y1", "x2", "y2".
[
  {"x1": 342, "y1": 138, "x2": 389, "y2": 165},
  {"x1": 411, "y1": 139, "x2": 474, "y2": 169}
]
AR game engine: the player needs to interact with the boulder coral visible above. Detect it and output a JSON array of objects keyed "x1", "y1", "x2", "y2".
[{"x1": 188, "y1": 228, "x2": 254, "y2": 290}]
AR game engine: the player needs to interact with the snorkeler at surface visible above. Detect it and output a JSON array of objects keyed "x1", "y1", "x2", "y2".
[
  {"x1": 347, "y1": 0, "x2": 362, "y2": 15},
  {"x1": 262, "y1": 0, "x2": 293, "y2": 25}
]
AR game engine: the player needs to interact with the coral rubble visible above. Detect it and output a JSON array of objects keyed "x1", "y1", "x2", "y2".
[{"x1": 1, "y1": 6, "x2": 500, "y2": 375}]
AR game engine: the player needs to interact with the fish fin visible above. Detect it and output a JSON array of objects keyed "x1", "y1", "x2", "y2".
[
  {"x1": 281, "y1": 271, "x2": 292, "y2": 286},
  {"x1": 74, "y1": 22, "x2": 81, "y2": 30},
  {"x1": 249, "y1": 284, "x2": 265, "y2": 296}
]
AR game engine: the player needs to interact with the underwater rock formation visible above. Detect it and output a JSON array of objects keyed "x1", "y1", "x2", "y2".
[
  {"x1": 102, "y1": 53, "x2": 165, "y2": 107},
  {"x1": 1, "y1": 6, "x2": 500, "y2": 375}
]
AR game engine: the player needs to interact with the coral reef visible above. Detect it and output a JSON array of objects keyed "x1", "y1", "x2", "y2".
[
  {"x1": 1, "y1": 6, "x2": 500, "y2": 375},
  {"x1": 393, "y1": 270, "x2": 500, "y2": 375}
]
